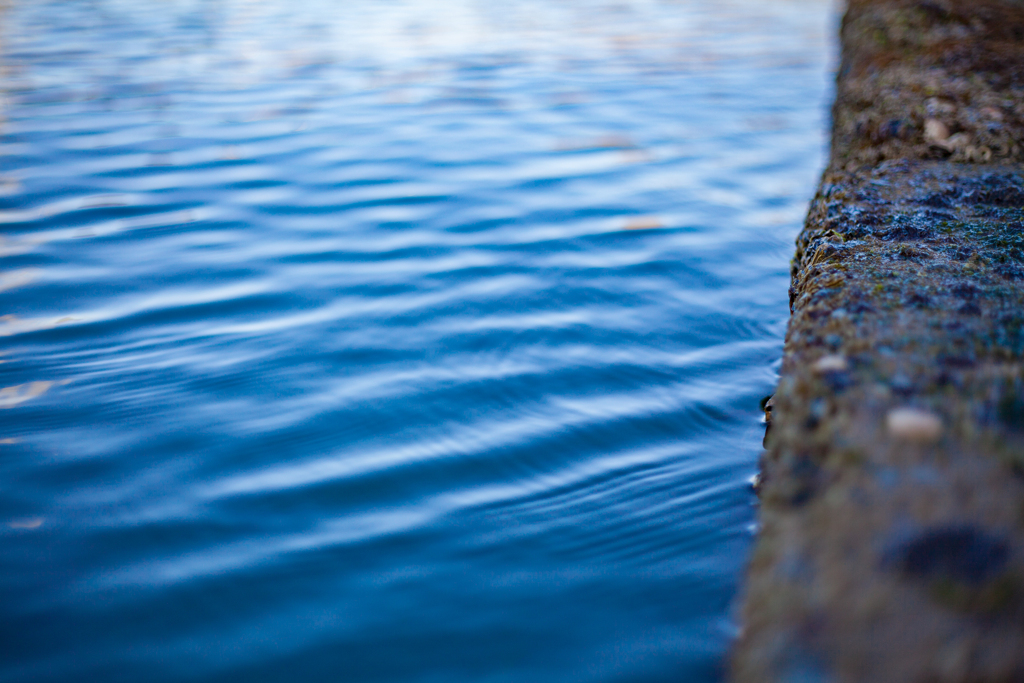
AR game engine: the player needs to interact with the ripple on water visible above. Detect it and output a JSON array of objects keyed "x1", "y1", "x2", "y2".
[{"x1": 0, "y1": 0, "x2": 832, "y2": 681}]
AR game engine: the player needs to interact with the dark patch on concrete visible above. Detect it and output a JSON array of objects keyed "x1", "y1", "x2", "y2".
[
  {"x1": 882, "y1": 525, "x2": 1010, "y2": 584},
  {"x1": 997, "y1": 386, "x2": 1024, "y2": 431}
]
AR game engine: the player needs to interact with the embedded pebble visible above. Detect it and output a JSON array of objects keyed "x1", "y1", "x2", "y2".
[
  {"x1": 886, "y1": 407, "x2": 943, "y2": 443},
  {"x1": 944, "y1": 132, "x2": 971, "y2": 151},
  {"x1": 813, "y1": 354, "x2": 848, "y2": 374},
  {"x1": 924, "y1": 118, "x2": 950, "y2": 144}
]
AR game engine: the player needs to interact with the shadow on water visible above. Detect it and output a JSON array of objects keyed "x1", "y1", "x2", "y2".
[{"x1": 0, "y1": 1, "x2": 835, "y2": 681}]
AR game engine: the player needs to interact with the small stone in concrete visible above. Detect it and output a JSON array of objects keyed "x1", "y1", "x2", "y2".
[
  {"x1": 813, "y1": 354, "x2": 849, "y2": 374},
  {"x1": 886, "y1": 408, "x2": 943, "y2": 443},
  {"x1": 924, "y1": 118, "x2": 950, "y2": 146}
]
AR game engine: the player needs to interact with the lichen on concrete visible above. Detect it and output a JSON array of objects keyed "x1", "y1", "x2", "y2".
[{"x1": 732, "y1": 2, "x2": 1024, "y2": 682}]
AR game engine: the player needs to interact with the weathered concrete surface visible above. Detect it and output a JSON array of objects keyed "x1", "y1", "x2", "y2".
[{"x1": 732, "y1": 2, "x2": 1024, "y2": 682}]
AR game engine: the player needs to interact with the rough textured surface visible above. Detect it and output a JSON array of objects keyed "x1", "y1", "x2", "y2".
[{"x1": 732, "y1": 1, "x2": 1024, "y2": 682}]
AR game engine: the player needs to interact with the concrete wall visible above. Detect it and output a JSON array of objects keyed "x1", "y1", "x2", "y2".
[{"x1": 732, "y1": 2, "x2": 1024, "y2": 681}]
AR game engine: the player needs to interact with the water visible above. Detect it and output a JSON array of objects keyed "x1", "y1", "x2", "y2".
[{"x1": 0, "y1": 2, "x2": 833, "y2": 681}]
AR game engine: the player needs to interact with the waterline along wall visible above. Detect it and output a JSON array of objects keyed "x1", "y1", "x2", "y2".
[{"x1": 732, "y1": 1, "x2": 1024, "y2": 681}]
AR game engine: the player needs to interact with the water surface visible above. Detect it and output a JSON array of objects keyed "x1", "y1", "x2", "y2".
[{"x1": 0, "y1": 2, "x2": 833, "y2": 681}]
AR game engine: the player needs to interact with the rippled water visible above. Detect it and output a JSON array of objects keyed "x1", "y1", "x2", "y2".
[{"x1": 0, "y1": 2, "x2": 832, "y2": 681}]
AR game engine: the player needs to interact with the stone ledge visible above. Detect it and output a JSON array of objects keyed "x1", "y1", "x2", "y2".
[{"x1": 732, "y1": 2, "x2": 1024, "y2": 681}]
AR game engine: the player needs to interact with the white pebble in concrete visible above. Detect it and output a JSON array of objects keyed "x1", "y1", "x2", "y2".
[
  {"x1": 924, "y1": 118, "x2": 950, "y2": 144},
  {"x1": 813, "y1": 354, "x2": 849, "y2": 374},
  {"x1": 886, "y1": 407, "x2": 943, "y2": 443}
]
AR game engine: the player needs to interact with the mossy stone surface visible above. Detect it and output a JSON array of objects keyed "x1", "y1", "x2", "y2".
[{"x1": 732, "y1": 2, "x2": 1024, "y2": 681}]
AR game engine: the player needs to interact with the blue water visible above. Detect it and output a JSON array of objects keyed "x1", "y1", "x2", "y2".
[{"x1": 0, "y1": 2, "x2": 832, "y2": 681}]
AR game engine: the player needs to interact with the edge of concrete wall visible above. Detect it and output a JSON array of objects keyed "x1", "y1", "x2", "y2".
[{"x1": 732, "y1": 2, "x2": 1024, "y2": 681}]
